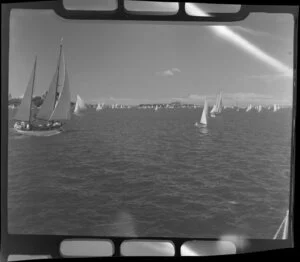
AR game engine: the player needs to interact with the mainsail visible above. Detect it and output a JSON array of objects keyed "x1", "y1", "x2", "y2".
[
  {"x1": 14, "y1": 56, "x2": 37, "y2": 122},
  {"x1": 200, "y1": 98, "x2": 208, "y2": 125},
  {"x1": 49, "y1": 68, "x2": 71, "y2": 121},
  {"x1": 36, "y1": 40, "x2": 65, "y2": 121},
  {"x1": 74, "y1": 95, "x2": 86, "y2": 114}
]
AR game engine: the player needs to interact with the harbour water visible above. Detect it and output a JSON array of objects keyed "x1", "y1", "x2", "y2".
[{"x1": 8, "y1": 108, "x2": 292, "y2": 238}]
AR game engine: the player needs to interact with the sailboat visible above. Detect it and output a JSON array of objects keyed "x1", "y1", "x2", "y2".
[
  {"x1": 74, "y1": 95, "x2": 86, "y2": 114},
  {"x1": 210, "y1": 91, "x2": 223, "y2": 117},
  {"x1": 195, "y1": 97, "x2": 208, "y2": 127},
  {"x1": 13, "y1": 39, "x2": 71, "y2": 136},
  {"x1": 273, "y1": 104, "x2": 279, "y2": 112},
  {"x1": 154, "y1": 105, "x2": 159, "y2": 111},
  {"x1": 245, "y1": 104, "x2": 253, "y2": 112},
  {"x1": 96, "y1": 103, "x2": 103, "y2": 111},
  {"x1": 257, "y1": 105, "x2": 262, "y2": 112}
]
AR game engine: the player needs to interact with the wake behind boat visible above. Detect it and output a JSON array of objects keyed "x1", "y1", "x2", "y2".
[{"x1": 13, "y1": 39, "x2": 71, "y2": 136}]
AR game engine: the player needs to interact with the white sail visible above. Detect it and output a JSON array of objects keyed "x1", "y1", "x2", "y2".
[
  {"x1": 36, "y1": 42, "x2": 64, "y2": 121},
  {"x1": 273, "y1": 104, "x2": 278, "y2": 112},
  {"x1": 210, "y1": 91, "x2": 223, "y2": 115},
  {"x1": 258, "y1": 105, "x2": 262, "y2": 112},
  {"x1": 49, "y1": 68, "x2": 71, "y2": 121},
  {"x1": 246, "y1": 104, "x2": 252, "y2": 112},
  {"x1": 74, "y1": 95, "x2": 86, "y2": 114},
  {"x1": 200, "y1": 99, "x2": 208, "y2": 125},
  {"x1": 14, "y1": 56, "x2": 37, "y2": 122},
  {"x1": 96, "y1": 103, "x2": 103, "y2": 111},
  {"x1": 215, "y1": 92, "x2": 223, "y2": 113},
  {"x1": 210, "y1": 104, "x2": 217, "y2": 114}
]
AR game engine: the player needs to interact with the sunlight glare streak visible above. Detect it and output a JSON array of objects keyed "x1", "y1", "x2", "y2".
[{"x1": 155, "y1": 2, "x2": 292, "y2": 77}]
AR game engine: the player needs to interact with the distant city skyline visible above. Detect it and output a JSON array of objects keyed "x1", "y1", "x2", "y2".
[{"x1": 9, "y1": 7, "x2": 293, "y2": 107}]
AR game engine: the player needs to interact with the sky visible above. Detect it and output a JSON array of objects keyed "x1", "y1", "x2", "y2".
[{"x1": 8, "y1": 3, "x2": 294, "y2": 106}]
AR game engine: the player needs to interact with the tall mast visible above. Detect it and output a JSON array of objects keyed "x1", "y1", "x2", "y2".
[
  {"x1": 54, "y1": 37, "x2": 63, "y2": 111},
  {"x1": 29, "y1": 56, "x2": 37, "y2": 125}
]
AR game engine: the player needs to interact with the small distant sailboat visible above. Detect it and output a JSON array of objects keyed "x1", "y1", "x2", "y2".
[
  {"x1": 195, "y1": 97, "x2": 208, "y2": 127},
  {"x1": 273, "y1": 104, "x2": 279, "y2": 112},
  {"x1": 235, "y1": 101, "x2": 240, "y2": 111},
  {"x1": 96, "y1": 103, "x2": 103, "y2": 111},
  {"x1": 246, "y1": 104, "x2": 253, "y2": 112},
  {"x1": 210, "y1": 91, "x2": 223, "y2": 117},
  {"x1": 14, "y1": 39, "x2": 71, "y2": 136},
  {"x1": 257, "y1": 105, "x2": 262, "y2": 112},
  {"x1": 154, "y1": 105, "x2": 159, "y2": 111},
  {"x1": 74, "y1": 95, "x2": 86, "y2": 114}
]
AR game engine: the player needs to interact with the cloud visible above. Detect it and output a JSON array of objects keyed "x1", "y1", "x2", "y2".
[
  {"x1": 161, "y1": 70, "x2": 174, "y2": 76},
  {"x1": 171, "y1": 68, "x2": 181, "y2": 73},
  {"x1": 157, "y1": 68, "x2": 181, "y2": 77},
  {"x1": 188, "y1": 94, "x2": 206, "y2": 100}
]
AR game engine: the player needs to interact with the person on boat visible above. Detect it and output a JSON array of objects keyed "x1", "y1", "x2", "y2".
[{"x1": 53, "y1": 121, "x2": 62, "y2": 127}]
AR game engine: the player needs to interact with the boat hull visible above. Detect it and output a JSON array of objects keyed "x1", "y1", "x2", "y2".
[
  {"x1": 195, "y1": 122, "x2": 207, "y2": 127},
  {"x1": 14, "y1": 127, "x2": 63, "y2": 136}
]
